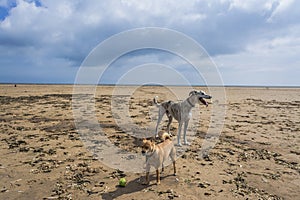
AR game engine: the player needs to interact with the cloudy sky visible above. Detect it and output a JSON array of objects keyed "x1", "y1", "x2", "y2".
[{"x1": 0, "y1": 0, "x2": 299, "y2": 86}]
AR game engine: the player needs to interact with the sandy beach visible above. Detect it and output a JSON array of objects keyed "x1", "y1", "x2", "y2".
[{"x1": 0, "y1": 84, "x2": 299, "y2": 200}]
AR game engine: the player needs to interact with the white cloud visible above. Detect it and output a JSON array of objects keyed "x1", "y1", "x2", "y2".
[
  {"x1": 267, "y1": 0, "x2": 294, "y2": 20},
  {"x1": 214, "y1": 25, "x2": 300, "y2": 85},
  {"x1": 0, "y1": 0, "x2": 299, "y2": 85}
]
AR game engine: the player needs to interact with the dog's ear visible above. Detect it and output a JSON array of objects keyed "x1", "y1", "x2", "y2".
[{"x1": 189, "y1": 90, "x2": 197, "y2": 96}]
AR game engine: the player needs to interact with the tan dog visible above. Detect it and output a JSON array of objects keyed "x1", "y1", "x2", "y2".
[{"x1": 141, "y1": 132, "x2": 176, "y2": 185}]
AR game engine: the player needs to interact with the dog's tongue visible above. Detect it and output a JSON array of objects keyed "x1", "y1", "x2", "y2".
[{"x1": 200, "y1": 98, "x2": 208, "y2": 106}]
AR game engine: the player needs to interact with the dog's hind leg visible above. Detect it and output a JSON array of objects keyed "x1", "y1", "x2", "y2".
[
  {"x1": 176, "y1": 122, "x2": 183, "y2": 146},
  {"x1": 170, "y1": 147, "x2": 176, "y2": 175},
  {"x1": 156, "y1": 169, "x2": 160, "y2": 185},
  {"x1": 173, "y1": 161, "x2": 176, "y2": 176}
]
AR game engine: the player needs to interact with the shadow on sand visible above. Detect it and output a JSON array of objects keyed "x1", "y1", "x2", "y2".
[{"x1": 101, "y1": 174, "x2": 174, "y2": 200}]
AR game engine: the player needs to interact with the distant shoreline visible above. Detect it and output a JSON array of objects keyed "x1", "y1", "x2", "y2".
[{"x1": 1, "y1": 82, "x2": 300, "y2": 88}]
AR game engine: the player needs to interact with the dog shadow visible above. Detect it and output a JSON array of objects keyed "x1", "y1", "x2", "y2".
[{"x1": 101, "y1": 174, "x2": 174, "y2": 200}]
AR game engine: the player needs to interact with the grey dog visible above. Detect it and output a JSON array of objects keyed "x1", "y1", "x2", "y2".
[{"x1": 153, "y1": 90, "x2": 212, "y2": 146}]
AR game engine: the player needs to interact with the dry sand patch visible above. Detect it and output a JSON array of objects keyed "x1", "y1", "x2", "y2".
[{"x1": 0, "y1": 84, "x2": 299, "y2": 199}]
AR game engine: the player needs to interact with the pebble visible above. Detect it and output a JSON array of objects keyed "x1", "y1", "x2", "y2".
[
  {"x1": 204, "y1": 192, "x2": 211, "y2": 196},
  {"x1": 261, "y1": 177, "x2": 268, "y2": 183}
]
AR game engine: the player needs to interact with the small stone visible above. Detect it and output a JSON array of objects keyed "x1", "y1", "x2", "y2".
[{"x1": 261, "y1": 177, "x2": 268, "y2": 183}]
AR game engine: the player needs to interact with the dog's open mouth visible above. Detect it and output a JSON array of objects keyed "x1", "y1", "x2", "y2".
[{"x1": 199, "y1": 98, "x2": 208, "y2": 106}]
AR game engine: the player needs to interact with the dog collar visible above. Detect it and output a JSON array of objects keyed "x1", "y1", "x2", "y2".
[{"x1": 187, "y1": 98, "x2": 195, "y2": 107}]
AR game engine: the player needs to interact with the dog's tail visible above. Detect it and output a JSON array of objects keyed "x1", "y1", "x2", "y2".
[
  {"x1": 160, "y1": 132, "x2": 172, "y2": 141},
  {"x1": 153, "y1": 96, "x2": 160, "y2": 107}
]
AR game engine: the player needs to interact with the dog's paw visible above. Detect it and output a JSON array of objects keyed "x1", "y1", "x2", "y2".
[
  {"x1": 142, "y1": 181, "x2": 149, "y2": 185},
  {"x1": 156, "y1": 181, "x2": 161, "y2": 185},
  {"x1": 175, "y1": 143, "x2": 182, "y2": 147},
  {"x1": 183, "y1": 142, "x2": 190, "y2": 146}
]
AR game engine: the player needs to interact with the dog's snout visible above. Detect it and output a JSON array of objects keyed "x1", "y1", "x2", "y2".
[{"x1": 208, "y1": 95, "x2": 212, "y2": 99}]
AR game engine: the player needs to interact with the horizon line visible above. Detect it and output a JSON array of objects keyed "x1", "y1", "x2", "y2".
[{"x1": 0, "y1": 82, "x2": 299, "y2": 88}]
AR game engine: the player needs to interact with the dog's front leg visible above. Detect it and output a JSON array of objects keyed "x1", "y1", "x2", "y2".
[
  {"x1": 155, "y1": 108, "x2": 165, "y2": 137},
  {"x1": 143, "y1": 172, "x2": 150, "y2": 185},
  {"x1": 143, "y1": 165, "x2": 150, "y2": 185},
  {"x1": 166, "y1": 115, "x2": 173, "y2": 135},
  {"x1": 183, "y1": 120, "x2": 190, "y2": 145},
  {"x1": 176, "y1": 122, "x2": 183, "y2": 146}
]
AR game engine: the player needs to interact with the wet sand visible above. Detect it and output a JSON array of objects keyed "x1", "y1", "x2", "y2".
[{"x1": 0, "y1": 84, "x2": 299, "y2": 199}]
